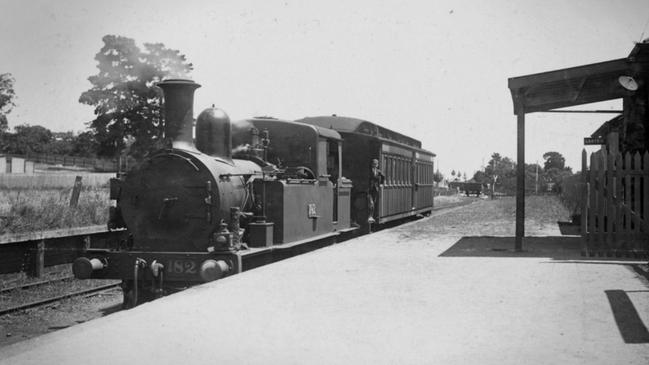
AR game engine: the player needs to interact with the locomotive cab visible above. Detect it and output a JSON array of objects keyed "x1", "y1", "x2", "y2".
[{"x1": 231, "y1": 117, "x2": 354, "y2": 241}]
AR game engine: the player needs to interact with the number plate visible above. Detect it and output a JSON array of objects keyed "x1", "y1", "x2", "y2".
[
  {"x1": 308, "y1": 203, "x2": 318, "y2": 218},
  {"x1": 166, "y1": 259, "x2": 198, "y2": 275}
]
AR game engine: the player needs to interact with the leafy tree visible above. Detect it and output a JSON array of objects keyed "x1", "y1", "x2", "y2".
[
  {"x1": 484, "y1": 153, "x2": 516, "y2": 194},
  {"x1": 543, "y1": 166, "x2": 573, "y2": 193},
  {"x1": 542, "y1": 151, "x2": 566, "y2": 171},
  {"x1": 472, "y1": 170, "x2": 488, "y2": 184},
  {"x1": 451, "y1": 170, "x2": 456, "y2": 177},
  {"x1": 1, "y1": 124, "x2": 53, "y2": 155},
  {"x1": 79, "y1": 35, "x2": 193, "y2": 159},
  {"x1": 0, "y1": 73, "x2": 16, "y2": 133},
  {"x1": 541, "y1": 151, "x2": 573, "y2": 193},
  {"x1": 433, "y1": 169, "x2": 444, "y2": 186},
  {"x1": 71, "y1": 131, "x2": 98, "y2": 157},
  {"x1": 46, "y1": 132, "x2": 75, "y2": 156}
]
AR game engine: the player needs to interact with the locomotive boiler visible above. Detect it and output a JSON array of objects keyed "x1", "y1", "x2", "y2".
[{"x1": 72, "y1": 78, "x2": 435, "y2": 308}]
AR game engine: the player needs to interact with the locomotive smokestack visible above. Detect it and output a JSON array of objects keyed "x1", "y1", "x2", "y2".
[{"x1": 157, "y1": 79, "x2": 201, "y2": 150}]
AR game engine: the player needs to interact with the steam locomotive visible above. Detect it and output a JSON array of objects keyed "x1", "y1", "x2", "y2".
[{"x1": 72, "y1": 79, "x2": 436, "y2": 307}]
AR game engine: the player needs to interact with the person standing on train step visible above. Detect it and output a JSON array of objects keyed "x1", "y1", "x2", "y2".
[{"x1": 368, "y1": 158, "x2": 385, "y2": 223}]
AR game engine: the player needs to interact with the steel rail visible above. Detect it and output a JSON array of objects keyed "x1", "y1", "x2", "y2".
[
  {"x1": 0, "y1": 282, "x2": 120, "y2": 316},
  {"x1": 0, "y1": 275, "x2": 75, "y2": 294}
]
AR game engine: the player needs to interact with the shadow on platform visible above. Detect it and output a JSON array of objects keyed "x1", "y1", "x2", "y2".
[
  {"x1": 440, "y1": 236, "x2": 649, "y2": 261},
  {"x1": 605, "y1": 289, "x2": 649, "y2": 344},
  {"x1": 441, "y1": 236, "x2": 649, "y2": 344},
  {"x1": 439, "y1": 236, "x2": 588, "y2": 260}
]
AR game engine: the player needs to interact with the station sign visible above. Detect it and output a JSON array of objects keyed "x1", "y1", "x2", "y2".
[{"x1": 583, "y1": 137, "x2": 605, "y2": 145}]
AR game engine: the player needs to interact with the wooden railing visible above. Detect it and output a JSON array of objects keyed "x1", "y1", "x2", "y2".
[
  {"x1": 1, "y1": 153, "x2": 124, "y2": 172},
  {"x1": 581, "y1": 148, "x2": 649, "y2": 256},
  {"x1": 26, "y1": 153, "x2": 120, "y2": 171}
]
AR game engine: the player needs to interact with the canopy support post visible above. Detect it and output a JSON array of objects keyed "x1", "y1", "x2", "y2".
[{"x1": 515, "y1": 109, "x2": 525, "y2": 251}]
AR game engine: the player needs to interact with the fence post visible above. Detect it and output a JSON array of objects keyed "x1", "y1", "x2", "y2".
[
  {"x1": 33, "y1": 239, "x2": 45, "y2": 278},
  {"x1": 606, "y1": 152, "x2": 615, "y2": 251},
  {"x1": 581, "y1": 149, "x2": 588, "y2": 256},
  {"x1": 70, "y1": 176, "x2": 83, "y2": 207},
  {"x1": 643, "y1": 152, "x2": 649, "y2": 254}
]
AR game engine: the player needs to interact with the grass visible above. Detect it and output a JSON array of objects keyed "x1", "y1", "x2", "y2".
[
  {"x1": 524, "y1": 194, "x2": 571, "y2": 222},
  {"x1": 0, "y1": 187, "x2": 109, "y2": 235}
]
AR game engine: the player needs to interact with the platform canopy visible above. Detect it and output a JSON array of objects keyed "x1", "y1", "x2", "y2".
[
  {"x1": 508, "y1": 58, "x2": 633, "y2": 114},
  {"x1": 506, "y1": 43, "x2": 649, "y2": 251}
]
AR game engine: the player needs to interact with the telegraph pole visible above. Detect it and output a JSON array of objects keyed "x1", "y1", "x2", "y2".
[{"x1": 535, "y1": 161, "x2": 538, "y2": 194}]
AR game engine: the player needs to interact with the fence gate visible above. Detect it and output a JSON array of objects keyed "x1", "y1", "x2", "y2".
[{"x1": 581, "y1": 147, "x2": 649, "y2": 257}]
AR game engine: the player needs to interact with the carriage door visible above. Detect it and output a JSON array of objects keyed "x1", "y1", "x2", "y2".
[{"x1": 411, "y1": 152, "x2": 417, "y2": 209}]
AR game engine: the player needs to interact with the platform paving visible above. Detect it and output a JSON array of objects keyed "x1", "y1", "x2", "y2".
[{"x1": 1, "y1": 215, "x2": 648, "y2": 364}]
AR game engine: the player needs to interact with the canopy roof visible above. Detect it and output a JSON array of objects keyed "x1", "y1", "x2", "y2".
[
  {"x1": 507, "y1": 42, "x2": 649, "y2": 114},
  {"x1": 507, "y1": 58, "x2": 633, "y2": 114}
]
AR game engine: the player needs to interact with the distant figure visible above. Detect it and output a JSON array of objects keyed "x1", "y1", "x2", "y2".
[{"x1": 368, "y1": 158, "x2": 385, "y2": 223}]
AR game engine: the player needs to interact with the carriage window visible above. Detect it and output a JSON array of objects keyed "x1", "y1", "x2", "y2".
[
  {"x1": 392, "y1": 159, "x2": 397, "y2": 184},
  {"x1": 396, "y1": 158, "x2": 400, "y2": 184}
]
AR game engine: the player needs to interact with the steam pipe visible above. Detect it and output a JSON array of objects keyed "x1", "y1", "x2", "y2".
[
  {"x1": 132, "y1": 258, "x2": 146, "y2": 307},
  {"x1": 157, "y1": 79, "x2": 201, "y2": 151}
]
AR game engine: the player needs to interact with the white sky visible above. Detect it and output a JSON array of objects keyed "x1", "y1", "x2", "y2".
[{"x1": 1, "y1": 0, "x2": 648, "y2": 177}]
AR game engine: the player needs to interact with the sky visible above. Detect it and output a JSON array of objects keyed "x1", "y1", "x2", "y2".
[{"x1": 1, "y1": 0, "x2": 648, "y2": 177}]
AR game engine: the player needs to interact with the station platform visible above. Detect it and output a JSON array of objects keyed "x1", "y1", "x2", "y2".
[{"x1": 1, "y1": 217, "x2": 648, "y2": 364}]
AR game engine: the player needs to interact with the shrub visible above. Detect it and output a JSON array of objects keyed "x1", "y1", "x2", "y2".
[{"x1": 558, "y1": 174, "x2": 582, "y2": 221}]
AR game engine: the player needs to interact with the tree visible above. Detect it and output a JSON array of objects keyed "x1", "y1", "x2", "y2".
[
  {"x1": 71, "y1": 131, "x2": 98, "y2": 157},
  {"x1": 0, "y1": 73, "x2": 16, "y2": 133},
  {"x1": 1, "y1": 124, "x2": 53, "y2": 155},
  {"x1": 541, "y1": 151, "x2": 572, "y2": 193},
  {"x1": 525, "y1": 162, "x2": 543, "y2": 194},
  {"x1": 484, "y1": 152, "x2": 516, "y2": 195},
  {"x1": 472, "y1": 170, "x2": 488, "y2": 184},
  {"x1": 542, "y1": 151, "x2": 566, "y2": 171},
  {"x1": 433, "y1": 169, "x2": 444, "y2": 186},
  {"x1": 46, "y1": 132, "x2": 76, "y2": 156},
  {"x1": 79, "y1": 35, "x2": 193, "y2": 159}
]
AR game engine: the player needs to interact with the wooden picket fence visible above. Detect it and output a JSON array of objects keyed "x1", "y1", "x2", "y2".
[{"x1": 581, "y1": 147, "x2": 649, "y2": 257}]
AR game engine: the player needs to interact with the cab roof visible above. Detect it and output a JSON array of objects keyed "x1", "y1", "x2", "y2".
[
  {"x1": 245, "y1": 116, "x2": 342, "y2": 141},
  {"x1": 297, "y1": 115, "x2": 423, "y2": 149}
]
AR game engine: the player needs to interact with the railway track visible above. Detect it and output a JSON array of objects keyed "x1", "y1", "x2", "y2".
[
  {"x1": 0, "y1": 279, "x2": 121, "y2": 317},
  {"x1": 0, "y1": 275, "x2": 75, "y2": 294},
  {"x1": 0, "y1": 199, "x2": 472, "y2": 317}
]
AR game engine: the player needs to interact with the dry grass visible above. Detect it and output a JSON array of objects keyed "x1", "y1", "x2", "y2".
[
  {"x1": 0, "y1": 187, "x2": 109, "y2": 235},
  {"x1": 404, "y1": 195, "x2": 571, "y2": 239}
]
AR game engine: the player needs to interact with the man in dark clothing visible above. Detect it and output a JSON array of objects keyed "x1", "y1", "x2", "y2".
[{"x1": 368, "y1": 158, "x2": 385, "y2": 223}]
